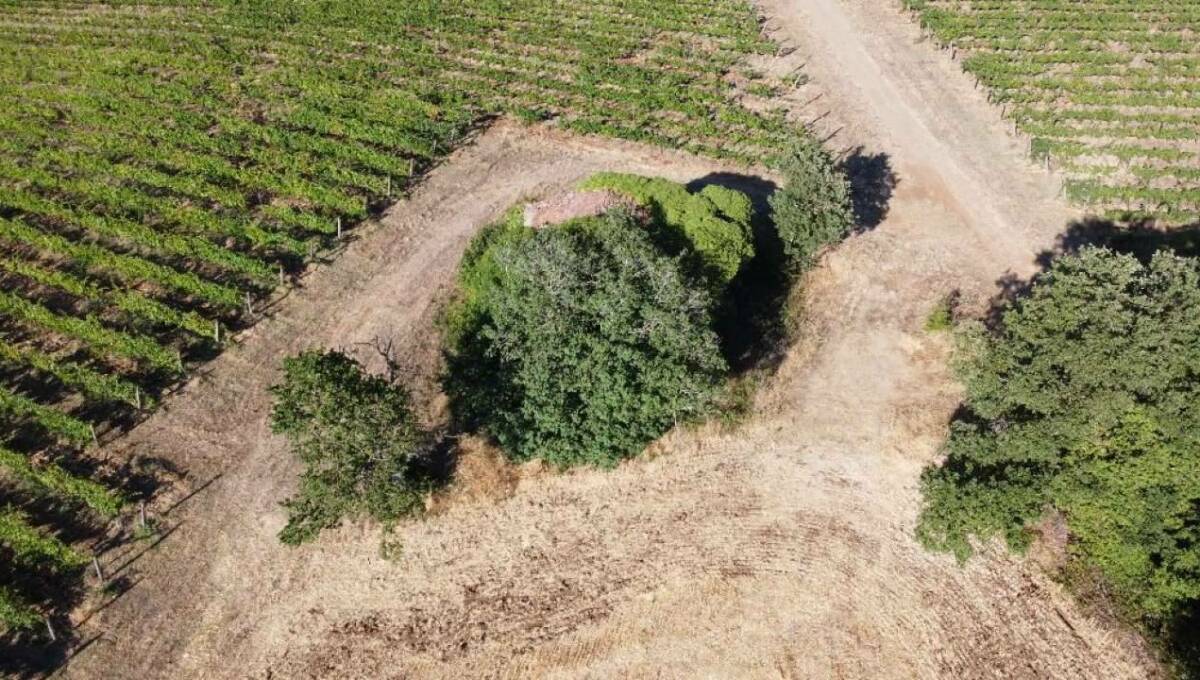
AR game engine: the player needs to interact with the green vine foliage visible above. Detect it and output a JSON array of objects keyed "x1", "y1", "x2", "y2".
[
  {"x1": 269, "y1": 350, "x2": 425, "y2": 545},
  {"x1": 0, "y1": 447, "x2": 123, "y2": 518},
  {"x1": 0, "y1": 508, "x2": 86, "y2": 574},
  {"x1": 0, "y1": 587, "x2": 40, "y2": 633},
  {"x1": 918, "y1": 247, "x2": 1200, "y2": 654}
]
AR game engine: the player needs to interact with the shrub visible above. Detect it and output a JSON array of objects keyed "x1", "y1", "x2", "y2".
[
  {"x1": 918, "y1": 247, "x2": 1200, "y2": 646},
  {"x1": 768, "y1": 137, "x2": 854, "y2": 270},
  {"x1": 443, "y1": 209, "x2": 728, "y2": 467},
  {"x1": 269, "y1": 350, "x2": 425, "y2": 545},
  {"x1": 580, "y1": 173, "x2": 754, "y2": 286}
]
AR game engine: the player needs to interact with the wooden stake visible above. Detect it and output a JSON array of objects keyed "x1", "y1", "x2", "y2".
[
  {"x1": 45, "y1": 618, "x2": 56, "y2": 642},
  {"x1": 244, "y1": 293, "x2": 253, "y2": 316},
  {"x1": 92, "y1": 556, "x2": 103, "y2": 581},
  {"x1": 90, "y1": 424, "x2": 98, "y2": 447},
  {"x1": 139, "y1": 502, "x2": 146, "y2": 530},
  {"x1": 386, "y1": 175, "x2": 391, "y2": 197},
  {"x1": 278, "y1": 264, "x2": 285, "y2": 286},
  {"x1": 214, "y1": 320, "x2": 221, "y2": 343},
  {"x1": 336, "y1": 217, "x2": 342, "y2": 239},
  {"x1": 135, "y1": 386, "x2": 142, "y2": 410},
  {"x1": 409, "y1": 158, "x2": 415, "y2": 177}
]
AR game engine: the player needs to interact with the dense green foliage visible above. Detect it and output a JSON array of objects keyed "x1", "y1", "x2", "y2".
[
  {"x1": 269, "y1": 350, "x2": 425, "y2": 545},
  {"x1": 768, "y1": 138, "x2": 855, "y2": 270},
  {"x1": 905, "y1": 0, "x2": 1200, "y2": 225},
  {"x1": 443, "y1": 208, "x2": 728, "y2": 467},
  {"x1": 918, "y1": 248, "x2": 1200, "y2": 652},
  {"x1": 580, "y1": 173, "x2": 755, "y2": 285}
]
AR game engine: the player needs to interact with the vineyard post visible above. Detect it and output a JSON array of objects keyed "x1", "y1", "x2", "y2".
[
  {"x1": 135, "y1": 385, "x2": 142, "y2": 410},
  {"x1": 244, "y1": 293, "x2": 253, "y2": 316},
  {"x1": 386, "y1": 175, "x2": 391, "y2": 197},
  {"x1": 214, "y1": 320, "x2": 220, "y2": 344},
  {"x1": 92, "y1": 555, "x2": 103, "y2": 582},
  {"x1": 90, "y1": 424, "x2": 98, "y2": 447},
  {"x1": 139, "y1": 502, "x2": 146, "y2": 530},
  {"x1": 336, "y1": 217, "x2": 342, "y2": 239},
  {"x1": 177, "y1": 350, "x2": 184, "y2": 373},
  {"x1": 278, "y1": 264, "x2": 284, "y2": 286},
  {"x1": 45, "y1": 618, "x2": 56, "y2": 642},
  {"x1": 409, "y1": 158, "x2": 415, "y2": 177}
]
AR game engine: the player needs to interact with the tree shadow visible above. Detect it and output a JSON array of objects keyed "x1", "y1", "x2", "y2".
[
  {"x1": 408, "y1": 431, "x2": 460, "y2": 492},
  {"x1": 980, "y1": 216, "x2": 1200, "y2": 330},
  {"x1": 839, "y1": 146, "x2": 897, "y2": 232},
  {"x1": 0, "y1": 624, "x2": 72, "y2": 679},
  {"x1": 687, "y1": 173, "x2": 790, "y2": 374},
  {"x1": 687, "y1": 158, "x2": 896, "y2": 375},
  {"x1": 1038, "y1": 215, "x2": 1200, "y2": 267}
]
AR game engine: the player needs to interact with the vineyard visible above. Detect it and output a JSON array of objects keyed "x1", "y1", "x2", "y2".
[
  {"x1": 905, "y1": 0, "x2": 1200, "y2": 225},
  {"x1": 0, "y1": 0, "x2": 793, "y2": 643}
]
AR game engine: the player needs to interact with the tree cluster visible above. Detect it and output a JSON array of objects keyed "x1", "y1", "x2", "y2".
[{"x1": 919, "y1": 247, "x2": 1200, "y2": 657}]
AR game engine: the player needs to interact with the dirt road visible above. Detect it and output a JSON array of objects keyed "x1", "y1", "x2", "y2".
[{"x1": 62, "y1": 0, "x2": 1159, "y2": 678}]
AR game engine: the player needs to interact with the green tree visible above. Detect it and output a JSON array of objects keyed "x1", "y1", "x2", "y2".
[
  {"x1": 269, "y1": 350, "x2": 425, "y2": 545},
  {"x1": 768, "y1": 137, "x2": 854, "y2": 270},
  {"x1": 918, "y1": 247, "x2": 1200, "y2": 650},
  {"x1": 443, "y1": 209, "x2": 728, "y2": 467}
]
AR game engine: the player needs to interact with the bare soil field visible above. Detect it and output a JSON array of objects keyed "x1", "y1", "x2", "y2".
[{"x1": 58, "y1": 1, "x2": 1162, "y2": 678}]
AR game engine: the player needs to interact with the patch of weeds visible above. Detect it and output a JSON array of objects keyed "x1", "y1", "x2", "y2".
[
  {"x1": 512, "y1": 107, "x2": 552, "y2": 124},
  {"x1": 925, "y1": 295, "x2": 956, "y2": 332},
  {"x1": 747, "y1": 82, "x2": 779, "y2": 98},
  {"x1": 132, "y1": 518, "x2": 160, "y2": 542},
  {"x1": 713, "y1": 372, "x2": 762, "y2": 431},
  {"x1": 380, "y1": 526, "x2": 404, "y2": 562}
]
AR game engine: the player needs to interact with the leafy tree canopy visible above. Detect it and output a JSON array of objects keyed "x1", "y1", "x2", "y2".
[
  {"x1": 443, "y1": 207, "x2": 728, "y2": 468},
  {"x1": 270, "y1": 349, "x2": 425, "y2": 545},
  {"x1": 768, "y1": 137, "x2": 854, "y2": 270},
  {"x1": 919, "y1": 247, "x2": 1200, "y2": 637}
]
